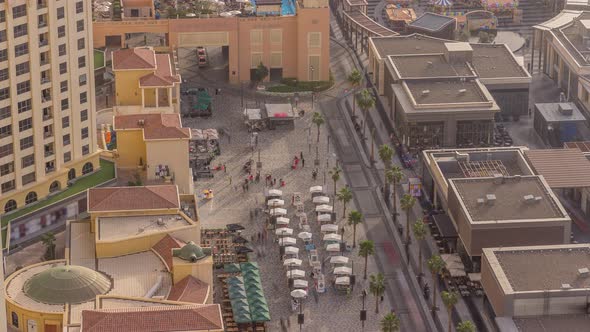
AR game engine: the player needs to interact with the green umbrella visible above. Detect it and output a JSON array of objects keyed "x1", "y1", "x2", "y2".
[
  {"x1": 224, "y1": 263, "x2": 241, "y2": 273},
  {"x1": 251, "y1": 309, "x2": 271, "y2": 322},
  {"x1": 228, "y1": 287, "x2": 247, "y2": 300},
  {"x1": 240, "y1": 262, "x2": 259, "y2": 271},
  {"x1": 233, "y1": 311, "x2": 253, "y2": 324},
  {"x1": 248, "y1": 297, "x2": 267, "y2": 309},
  {"x1": 226, "y1": 276, "x2": 244, "y2": 285},
  {"x1": 231, "y1": 298, "x2": 250, "y2": 311}
]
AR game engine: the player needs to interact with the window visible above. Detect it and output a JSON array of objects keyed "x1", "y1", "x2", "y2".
[
  {"x1": 21, "y1": 154, "x2": 34, "y2": 167},
  {"x1": 77, "y1": 38, "x2": 85, "y2": 50},
  {"x1": 63, "y1": 151, "x2": 71, "y2": 163},
  {"x1": 57, "y1": 25, "x2": 65, "y2": 38},
  {"x1": 82, "y1": 144, "x2": 89, "y2": 156},
  {"x1": 0, "y1": 49, "x2": 7, "y2": 62},
  {"x1": 76, "y1": 1, "x2": 84, "y2": 13},
  {"x1": 19, "y1": 118, "x2": 32, "y2": 132},
  {"x1": 82, "y1": 161, "x2": 93, "y2": 173},
  {"x1": 0, "y1": 124, "x2": 11, "y2": 138},
  {"x1": 81, "y1": 127, "x2": 88, "y2": 139},
  {"x1": 16, "y1": 62, "x2": 29, "y2": 75},
  {"x1": 0, "y1": 30, "x2": 6, "y2": 43},
  {"x1": 49, "y1": 181, "x2": 60, "y2": 193},
  {"x1": 251, "y1": 53, "x2": 263, "y2": 69},
  {"x1": 13, "y1": 24, "x2": 27, "y2": 38},
  {"x1": 250, "y1": 30, "x2": 263, "y2": 45},
  {"x1": 12, "y1": 4, "x2": 26, "y2": 19},
  {"x1": 76, "y1": 19, "x2": 84, "y2": 32},
  {"x1": 59, "y1": 62, "x2": 67, "y2": 74},
  {"x1": 270, "y1": 29, "x2": 282, "y2": 44},
  {"x1": 1, "y1": 180, "x2": 15, "y2": 194},
  {"x1": 308, "y1": 32, "x2": 321, "y2": 48},
  {"x1": 79, "y1": 74, "x2": 87, "y2": 86},
  {"x1": 0, "y1": 11, "x2": 5, "y2": 23},
  {"x1": 57, "y1": 7, "x2": 64, "y2": 19},
  {"x1": 0, "y1": 106, "x2": 10, "y2": 120},
  {"x1": 0, "y1": 87, "x2": 9, "y2": 100},
  {"x1": 25, "y1": 191, "x2": 37, "y2": 204},
  {"x1": 0, "y1": 143, "x2": 13, "y2": 158},
  {"x1": 17, "y1": 81, "x2": 30, "y2": 94},
  {"x1": 22, "y1": 173, "x2": 35, "y2": 186},
  {"x1": 270, "y1": 52, "x2": 283, "y2": 68},
  {"x1": 81, "y1": 109, "x2": 88, "y2": 121},
  {"x1": 80, "y1": 92, "x2": 87, "y2": 104},
  {"x1": 18, "y1": 99, "x2": 31, "y2": 113},
  {"x1": 0, "y1": 68, "x2": 8, "y2": 81},
  {"x1": 14, "y1": 42, "x2": 28, "y2": 57},
  {"x1": 63, "y1": 134, "x2": 70, "y2": 146},
  {"x1": 0, "y1": 161, "x2": 13, "y2": 176},
  {"x1": 58, "y1": 44, "x2": 66, "y2": 56},
  {"x1": 20, "y1": 136, "x2": 33, "y2": 150},
  {"x1": 62, "y1": 116, "x2": 69, "y2": 128},
  {"x1": 61, "y1": 99, "x2": 69, "y2": 111},
  {"x1": 60, "y1": 81, "x2": 68, "y2": 93},
  {"x1": 78, "y1": 55, "x2": 86, "y2": 68}
]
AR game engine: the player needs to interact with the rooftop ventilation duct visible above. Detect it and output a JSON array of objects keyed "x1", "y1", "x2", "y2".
[
  {"x1": 486, "y1": 194, "x2": 496, "y2": 205},
  {"x1": 455, "y1": 152, "x2": 469, "y2": 162},
  {"x1": 523, "y1": 194, "x2": 534, "y2": 204},
  {"x1": 578, "y1": 267, "x2": 589, "y2": 276},
  {"x1": 421, "y1": 90, "x2": 430, "y2": 96},
  {"x1": 493, "y1": 173, "x2": 504, "y2": 184},
  {"x1": 458, "y1": 89, "x2": 467, "y2": 94},
  {"x1": 558, "y1": 103, "x2": 573, "y2": 116},
  {"x1": 561, "y1": 283, "x2": 572, "y2": 289}
]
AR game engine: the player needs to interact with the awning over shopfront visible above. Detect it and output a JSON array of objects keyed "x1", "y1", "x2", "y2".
[{"x1": 432, "y1": 214, "x2": 458, "y2": 238}]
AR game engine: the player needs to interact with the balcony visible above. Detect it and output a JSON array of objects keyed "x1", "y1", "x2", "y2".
[
  {"x1": 37, "y1": 0, "x2": 47, "y2": 9},
  {"x1": 44, "y1": 146, "x2": 54, "y2": 157},
  {"x1": 43, "y1": 131, "x2": 53, "y2": 139}
]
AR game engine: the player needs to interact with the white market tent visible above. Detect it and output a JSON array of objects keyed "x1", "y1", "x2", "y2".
[
  {"x1": 290, "y1": 289, "x2": 307, "y2": 298},
  {"x1": 321, "y1": 224, "x2": 339, "y2": 233},
  {"x1": 267, "y1": 189, "x2": 283, "y2": 197},
  {"x1": 283, "y1": 258, "x2": 303, "y2": 267},
  {"x1": 316, "y1": 205, "x2": 333, "y2": 213},
  {"x1": 323, "y1": 233, "x2": 342, "y2": 242},
  {"x1": 309, "y1": 186, "x2": 323, "y2": 193},
  {"x1": 293, "y1": 279, "x2": 309, "y2": 289},
  {"x1": 276, "y1": 228, "x2": 293, "y2": 236},
  {"x1": 279, "y1": 237, "x2": 297, "y2": 246},
  {"x1": 326, "y1": 243, "x2": 341, "y2": 252},
  {"x1": 330, "y1": 256, "x2": 349, "y2": 265},
  {"x1": 312, "y1": 196, "x2": 330, "y2": 204},
  {"x1": 276, "y1": 217, "x2": 290, "y2": 225},
  {"x1": 270, "y1": 208, "x2": 287, "y2": 216},
  {"x1": 335, "y1": 276, "x2": 350, "y2": 285},
  {"x1": 298, "y1": 232, "x2": 312, "y2": 240},
  {"x1": 267, "y1": 199, "x2": 285, "y2": 207},
  {"x1": 284, "y1": 246, "x2": 300, "y2": 255},
  {"x1": 318, "y1": 214, "x2": 332, "y2": 223},
  {"x1": 288, "y1": 269, "x2": 306, "y2": 279},
  {"x1": 334, "y1": 266, "x2": 352, "y2": 275}
]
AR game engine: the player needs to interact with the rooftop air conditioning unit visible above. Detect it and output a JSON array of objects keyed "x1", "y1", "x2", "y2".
[
  {"x1": 486, "y1": 194, "x2": 496, "y2": 205},
  {"x1": 427, "y1": 61, "x2": 433, "y2": 67},
  {"x1": 558, "y1": 103, "x2": 573, "y2": 116},
  {"x1": 534, "y1": 196, "x2": 543, "y2": 203},
  {"x1": 157, "y1": 218, "x2": 164, "y2": 226},
  {"x1": 138, "y1": 119, "x2": 145, "y2": 127},
  {"x1": 455, "y1": 152, "x2": 469, "y2": 162},
  {"x1": 493, "y1": 173, "x2": 504, "y2": 184},
  {"x1": 561, "y1": 283, "x2": 572, "y2": 289},
  {"x1": 421, "y1": 90, "x2": 430, "y2": 96},
  {"x1": 523, "y1": 195, "x2": 535, "y2": 203},
  {"x1": 578, "y1": 267, "x2": 590, "y2": 276},
  {"x1": 458, "y1": 89, "x2": 467, "y2": 94},
  {"x1": 477, "y1": 198, "x2": 485, "y2": 205}
]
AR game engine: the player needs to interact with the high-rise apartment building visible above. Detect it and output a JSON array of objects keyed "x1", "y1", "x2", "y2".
[{"x1": 0, "y1": 0, "x2": 100, "y2": 214}]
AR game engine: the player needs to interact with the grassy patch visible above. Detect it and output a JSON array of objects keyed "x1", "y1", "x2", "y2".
[
  {"x1": 94, "y1": 49, "x2": 105, "y2": 70},
  {"x1": 266, "y1": 77, "x2": 334, "y2": 93}
]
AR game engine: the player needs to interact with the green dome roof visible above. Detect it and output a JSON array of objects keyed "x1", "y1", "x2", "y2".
[
  {"x1": 24, "y1": 265, "x2": 111, "y2": 304},
  {"x1": 173, "y1": 241, "x2": 210, "y2": 263}
]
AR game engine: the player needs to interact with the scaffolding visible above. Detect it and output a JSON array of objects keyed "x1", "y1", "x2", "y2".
[{"x1": 459, "y1": 160, "x2": 509, "y2": 178}]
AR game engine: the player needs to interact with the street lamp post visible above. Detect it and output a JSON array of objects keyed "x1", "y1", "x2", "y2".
[
  {"x1": 241, "y1": 81, "x2": 244, "y2": 108},
  {"x1": 370, "y1": 127, "x2": 375, "y2": 164},
  {"x1": 360, "y1": 289, "x2": 367, "y2": 331}
]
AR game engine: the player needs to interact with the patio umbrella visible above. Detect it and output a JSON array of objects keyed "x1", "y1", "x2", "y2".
[
  {"x1": 233, "y1": 235, "x2": 249, "y2": 244},
  {"x1": 321, "y1": 224, "x2": 339, "y2": 233},
  {"x1": 284, "y1": 246, "x2": 299, "y2": 255},
  {"x1": 228, "y1": 287, "x2": 247, "y2": 299},
  {"x1": 293, "y1": 279, "x2": 309, "y2": 289},
  {"x1": 287, "y1": 269, "x2": 306, "y2": 278},
  {"x1": 335, "y1": 276, "x2": 350, "y2": 285},
  {"x1": 298, "y1": 232, "x2": 312, "y2": 240},
  {"x1": 316, "y1": 204, "x2": 333, "y2": 213},
  {"x1": 283, "y1": 258, "x2": 302, "y2": 267},
  {"x1": 309, "y1": 185, "x2": 323, "y2": 193},
  {"x1": 276, "y1": 217, "x2": 290, "y2": 225},
  {"x1": 334, "y1": 266, "x2": 352, "y2": 275},
  {"x1": 276, "y1": 228, "x2": 294, "y2": 236},
  {"x1": 326, "y1": 243, "x2": 341, "y2": 252},
  {"x1": 224, "y1": 263, "x2": 242, "y2": 273},
  {"x1": 318, "y1": 214, "x2": 332, "y2": 223},
  {"x1": 251, "y1": 310, "x2": 271, "y2": 322},
  {"x1": 226, "y1": 223, "x2": 245, "y2": 232},
  {"x1": 279, "y1": 237, "x2": 297, "y2": 246},
  {"x1": 323, "y1": 233, "x2": 342, "y2": 242},
  {"x1": 313, "y1": 196, "x2": 330, "y2": 204},
  {"x1": 330, "y1": 256, "x2": 349, "y2": 265},
  {"x1": 290, "y1": 289, "x2": 307, "y2": 298},
  {"x1": 235, "y1": 246, "x2": 254, "y2": 254},
  {"x1": 226, "y1": 276, "x2": 244, "y2": 285},
  {"x1": 270, "y1": 208, "x2": 287, "y2": 216},
  {"x1": 267, "y1": 189, "x2": 283, "y2": 197},
  {"x1": 229, "y1": 283, "x2": 246, "y2": 293},
  {"x1": 240, "y1": 262, "x2": 259, "y2": 271},
  {"x1": 449, "y1": 268, "x2": 467, "y2": 277},
  {"x1": 267, "y1": 199, "x2": 285, "y2": 207}
]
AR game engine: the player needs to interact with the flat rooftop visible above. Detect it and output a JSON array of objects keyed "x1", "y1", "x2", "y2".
[
  {"x1": 405, "y1": 80, "x2": 488, "y2": 105},
  {"x1": 389, "y1": 54, "x2": 474, "y2": 78},
  {"x1": 98, "y1": 214, "x2": 191, "y2": 240},
  {"x1": 451, "y1": 176, "x2": 565, "y2": 222},
  {"x1": 492, "y1": 245, "x2": 590, "y2": 291},
  {"x1": 408, "y1": 12, "x2": 456, "y2": 31},
  {"x1": 471, "y1": 44, "x2": 529, "y2": 79},
  {"x1": 514, "y1": 315, "x2": 590, "y2": 332}
]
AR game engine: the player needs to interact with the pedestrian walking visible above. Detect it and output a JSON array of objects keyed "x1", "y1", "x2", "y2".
[
  {"x1": 258, "y1": 232, "x2": 261, "y2": 242},
  {"x1": 255, "y1": 171, "x2": 260, "y2": 183},
  {"x1": 242, "y1": 183, "x2": 246, "y2": 193},
  {"x1": 301, "y1": 157, "x2": 305, "y2": 167},
  {"x1": 312, "y1": 169, "x2": 318, "y2": 180},
  {"x1": 223, "y1": 164, "x2": 227, "y2": 173},
  {"x1": 300, "y1": 151, "x2": 303, "y2": 160},
  {"x1": 273, "y1": 178, "x2": 277, "y2": 186},
  {"x1": 229, "y1": 176, "x2": 232, "y2": 185}
]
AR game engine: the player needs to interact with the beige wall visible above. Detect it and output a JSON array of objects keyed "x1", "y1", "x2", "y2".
[
  {"x1": 172, "y1": 256, "x2": 214, "y2": 289},
  {"x1": 114, "y1": 69, "x2": 152, "y2": 106},
  {"x1": 115, "y1": 130, "x2": 147, "y2": 169},
  {"x1": 481, "y1": 253, "x2": 510, "y2": 317},
  {"x1": 145, "y1": 139, "x2": 192, "y2": 194}
]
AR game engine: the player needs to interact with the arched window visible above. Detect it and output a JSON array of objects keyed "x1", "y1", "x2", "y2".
[
  {"x1": 82, "y1": 162, "x2": 93, "y2": 175},
  {"x1": 25, "y1": 192, "x2": 37, "y2": 205},
  {"x1": 49, "y1": 181, "x2": 60, "y2": 193},
  {"x1": 4, "y1": 200, "x2": 17, "y2": 213},
  {"x1": 68, "y1": 168, "x2": 76, "y2": 180},
  {"x1": 11, "y1": 311, "x2": 18, "y2": 327}
]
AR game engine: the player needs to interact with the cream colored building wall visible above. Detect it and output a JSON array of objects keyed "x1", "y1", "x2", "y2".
[
  {"x1": 115, "y1": 130, "x2": 147, "y2": 169},
  {"x1": 172, "y1": 256, "x2": 214, "y2": 288},
  {"x1": 145, "y1": 139, "x2": 192, "y2": 194},
  {"x1": 114, "y1": 69, "x2": 153, "y2": 106}
]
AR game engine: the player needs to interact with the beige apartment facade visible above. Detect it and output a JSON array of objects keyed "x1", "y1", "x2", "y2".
[{"x1": 0, "y1": 0, "x2": 100, "y2": 215}]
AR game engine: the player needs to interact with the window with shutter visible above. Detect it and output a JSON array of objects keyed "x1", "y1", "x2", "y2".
[{"x1": 308, "y1": 32, "x2": 321, "y2": 48}]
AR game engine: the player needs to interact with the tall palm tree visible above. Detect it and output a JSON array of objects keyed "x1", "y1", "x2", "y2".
[
  {"x1": 329, "y1": 166, "x2": 341, "y2": 197},
  {"x1": 427, "y1": 255, "x2": 446, "y2": 312},
  {"x1": 312, "y1": 111, "x2": 325, "y2": 143},
  {"x1": 385, "y1": 166, "x2": 403, "y2": 222},
  {"x1": 456, "y1": 320, "x2": 476, "y2": 332},
  {"x1": 380, "y1": 312, "x2": 400, "y2": 332},
  {"x1": 359, "y1": 240, "x2": 375, "y2": 280},
  {"x1": 400, "y1": 194, "x2": 416, "y2": 245},
  {"x1": 347, "y1": 69, "x2": 362, "y2": 116},
  {"x1": 369, "y1": 273, "x2": 385, "y2": 313},
  {"x1": 413, "y1": 220, "x2": 428, "y2": 277},
  {"x1": 41, "y1": 232, "x2": 56, "y2": 260},
  {"x1": 356, "y1": 89, "x2": 375, "y2": 138},
  {"x1": 442, "y1": 291, "x2": 460, "y2": 332},
  {"x1": 336, "y1": 186, "x2": 353, "y2": 217},
  {"x1": 378, "y1": 145, "x2": 394, "y2": 182},
  {"x1": 347, "y1": 210, "x2": 362, "y2": 248}
]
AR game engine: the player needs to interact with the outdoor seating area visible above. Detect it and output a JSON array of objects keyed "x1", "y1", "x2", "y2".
[
  {"x1": 201, "y1": 226, "x2": 250, "y2": 266},
  {"x1": 423, "y1": 211, "x2": 458, "y2": 254},
  {"x1": 441, "y1": 254, "x2": 484, "y2": 297}
]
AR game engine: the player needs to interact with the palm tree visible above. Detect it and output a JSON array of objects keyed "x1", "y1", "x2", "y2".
[
  {"x1": 356, "y1": 89, "x2": 375, "y2": 138},
  {"x1": 385, "y1": 166, "x2": 403, "y2": 222},
  {"x1": 312, "y1": 111, "x2": 325, "y2": 143},
  {"x1": 359, "y1": 240, "x2": 375, "y2": 280},
  {"x1": 427, "y1": 255, "x2": 446, "y2": 312},
  {"x1": 336, "y1": 186, "x2": 353, "y2": 217},
  {"x1": 380, "y1": 312, "x2": 400, "y2": 332},
  {"x1": 370, "y1": 273, "x2": 385, "y2": 313},
  {"x1": 456, "y1": 320, "x2": 476, "y2": 332},
  {"x1": 413, "y1": 220, "x2": 428, "y2": 277},
  {"x1": 41, "y1": 232, "x2": 56, "y2": 260},
  {"x1": 442, "y1": 291, "x2": 460, "y2": 332},
  {"x1": 329, "y1": 166, "x2": 341, "y2": 197},
  {"x1": 400, "y1": 194, "x2": 416, "y2": 245},
  {"x1": 347, "y1": 69, "x2": 362, "y2": 116},
  {"x1": 378, "y1": 144, "x2": 394, "y2": 182},
  {"x1": 347, "y1": 210, "x2": 362, "y2": 248}
]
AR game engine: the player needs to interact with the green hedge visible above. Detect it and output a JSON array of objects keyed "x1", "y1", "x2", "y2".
[{"x1": 267, "y1": 77, "x2": 334, "y2": 93}]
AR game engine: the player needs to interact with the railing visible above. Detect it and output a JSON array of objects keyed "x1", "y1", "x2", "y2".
[{"x1": 44, "y1": 150, "x2": 54, "y2": 157}]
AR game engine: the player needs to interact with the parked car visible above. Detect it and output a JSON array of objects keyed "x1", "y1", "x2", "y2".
[{"x1": 196, "y1": 47, "x2": 208, "y2": 67}]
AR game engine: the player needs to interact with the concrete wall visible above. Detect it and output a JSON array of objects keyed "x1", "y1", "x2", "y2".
[
  {"x1": 115, "y1": 130, "x2": 147, "y2": 169},
  {"x1": 481, "y1": 253, "x2": 510, "y2": 317},
  {"x1": 114, "y1": 69, "x2": 153, "y2": 106},
  {"x1": 145, "y1": 139, "x2": 192, "y2": 194}
]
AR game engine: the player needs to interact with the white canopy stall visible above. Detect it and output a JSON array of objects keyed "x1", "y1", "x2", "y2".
[
  {"x1": 333, "y1": 266, "x2": 352, "y2": 275},
  {"x1": 329, "y1": 256, "x2": 349, "y2": 265},
  {"x1": 287, "y1": 269, "x2": 306, "y2": 279},
  {"x1": 312, "y1": 196, "x2": 330, "y2": 204},
  {"x1": 316, "y1": 205, "x2": 333, "y2": 213},
  {"x1": 321, "y1": 224, "x2": 339, "y2": 233},
  {"x1": 279, "y1": 237, "x2": 297, "y2": 246},
  {"x1": 276, "y1": 228, "x2": 293, "y2": 236}
]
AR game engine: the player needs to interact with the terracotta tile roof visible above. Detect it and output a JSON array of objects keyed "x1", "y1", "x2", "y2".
[
  {"x1": 122, "y1": 0, "x2": 153, "y2": 7},
  {"x1": 81, "y1": 304, "x2": 224, "y2": 332},
  {"x1": 167, "y1": 276, "x2": 210, "y2": 304},
  {"x1": 114, "y1": 114, "x2": 191, "y2": 140},
  {"x1": 151, "y1": 234, "x2": 185, "y2": 271},
  {"x1": 88, "y1": 185, "x2": 180, "y2": 213},
  {"x1": 139, "y1": 54, "x2": 180, "y2": 87},
  {"x1": 112, "y1": 48, "x2": 156, "y2": 71}
]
